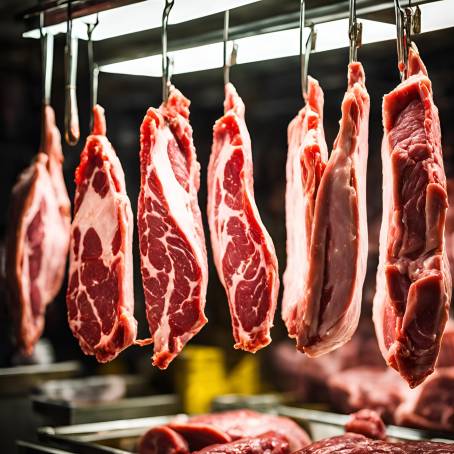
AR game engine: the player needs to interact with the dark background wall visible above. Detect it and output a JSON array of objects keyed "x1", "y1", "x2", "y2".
[{"x1": 0, "y1": 1, "x2": 453, "y2": 373}]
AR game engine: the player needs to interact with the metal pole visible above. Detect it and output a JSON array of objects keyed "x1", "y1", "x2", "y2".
[{"x1": 162, "y1": 0, "x2": 174, "y2": 102}]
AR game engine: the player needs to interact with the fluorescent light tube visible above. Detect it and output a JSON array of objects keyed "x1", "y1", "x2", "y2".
[
  {"x1": 99, "y1": 19, "x2": 395, "y2": 77},
  {"x1": 23, "y1": 0, "x2": 261, "y2": 41}
]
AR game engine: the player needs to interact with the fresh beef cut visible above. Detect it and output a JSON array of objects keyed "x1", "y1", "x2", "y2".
[
  {"x1": 294, "y1": 433, "x2": 454, "y2": 453},
  {"x1": 327, "y1": 366, "x2": 407, "y2": 423},
  {"x1": 6, "y1": 106, "x2": 71, "y2": 355},
  {"x1": 344, "y1": 409, "x2": 387, "y2": 440},
  {"x1": 193, "y1": 432, "x2": 290, "y2": 454},
  {"x1": 282, "y1": 77, "x2": 328, "y2": 337},
  {"x1": 290, "y1": 62, "x2": 369, "y2": 356},
  {"x1": 395, "y1": 366, "x2": 454, "y2": 432},
  {"x1": 67, "y1": 105, "x2": 136, "y2": 362},
  {"x1": 139, "y1": 410, "x2": 310, "y2": 453},
  {"x1": 373, "y1": 47, "x2": 452, "y2": 388},
  {"x1": 207, "y1": 82, "x2": 279, "y2": 352},
  {"x1": 137, "y1": 87, "x2": 208, "y2": 369},
  {"x1": 139, "y1": 426, "x2": 189, "y2": 454}
]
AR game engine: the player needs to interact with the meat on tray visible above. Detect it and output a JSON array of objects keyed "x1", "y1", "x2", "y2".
[
  {"x1": 327, "y1": 366, "x2": 407, "y2": 424},
  {"x1": 139, "y1": 409, "x2": 310, "y2": 453},
  {"x1": 295, "y1": 410, "x2": 453, "y2": 453},
  {"x1": 373, "y1": 47, "x2": 452, "y2": 388},
  {"x1": 285, "y1": 62, "x2": 369, "y2": 356},
  {"x1": 295, "y1": 433, "x2": 453, "y2": 453},
  {"x1": 193, "y1": 432, "x2": 290, "y2": 454},
  {"x1": 137, "y1": 87, "x2": 208, "y2": 369},
  {"x1": 6, "y1": 106, "x2": 71, "y2": 355},
  {"x1": 282, "y1": 76, "x2": 328, "y2": 338},
  {"x1": 67, "y1": 105, "x2": 137, "y2": 362},
  {"x1": 395, "y1": 366, "x2": 454, "y2": 432},
  {"x1": 207, "y1": 82, "x2": 279, "y2": 352}
]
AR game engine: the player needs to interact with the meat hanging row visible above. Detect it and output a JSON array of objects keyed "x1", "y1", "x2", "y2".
[{"x1": 5, "y1": 46, "x2": 450, "y2": 385}]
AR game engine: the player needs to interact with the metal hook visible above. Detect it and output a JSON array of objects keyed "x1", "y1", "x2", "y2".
[
  {"x1": 300, "y1": 0, "x2": 316, "y2": 99},
  {"x1": 64, "y1": 0, "x2": 80, "y2": 145},
  {"x1": 86, "y1": 14, "x2": 99, "y2": 131},
  {"x1": 223, "y1": 10, "x2": 237, "y2": 85},
  {"x1": 39, "y1": 12, "x2": 54, "y2": 151},
  {"x1": 349, "y1": 0, "x2": 362, "y2": 63},
  {"x1": 162, "y1": 0, "x2": 175, "y2": 102},
  {"x1": 394, "y1": 0, "x2": 419, "y2": 81}
]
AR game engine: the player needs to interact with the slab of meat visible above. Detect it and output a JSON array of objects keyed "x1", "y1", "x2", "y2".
[
  {"x1": 373, "y1": 47, "x2": 452, "y2": 388},
  {"x1": 345, "y1": 409, "x2": 386, "y2": 440},
  {"x1": 193, "y1": 432, "x2": 290, "y2": 454},
  {"x1": 139, "y1": 426, "x2": 189, "y2": 454},
  {"x1": 67, "y1": 105, "x2": 136, "y2": 362},
  {"x1": 294, "y1": 62, "x2": 369, "y2": 356},
  {"x1": 282, "y1": 77, "x2": 328, "y2": 337},
  {"x1": 207, "y1": 82, "x2": 279, "y2": 352},
  {"x1": 294, "y1": 433, "x2": 454, "y2": 453},
  {"x1": 6, "y1": 106, "x2": 70, "y2": 355},
  {"x1": 327, "y1": 366, "x2": 407, "y2": 423},
  {"x1": 137, "y1": 87, "x2": 208, "y2": 369},
  {"x1": 395, "y1": 366, "x2": 454, "y2": 432},
  {"x1": 437, "y1": 319, "x2": 454, "y2": 367},
  {"x1": 139, "y1": 410, "x2": 310, "y2": 453}
]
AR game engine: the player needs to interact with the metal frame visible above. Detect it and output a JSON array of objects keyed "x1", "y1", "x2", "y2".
[{"x1": 20, "y1": 0, "x2": 441, "y2": 68}]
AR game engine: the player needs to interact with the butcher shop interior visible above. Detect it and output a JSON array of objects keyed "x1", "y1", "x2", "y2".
[{"x1": 1, "y1": 0, "x2": 454, "y2": 452}]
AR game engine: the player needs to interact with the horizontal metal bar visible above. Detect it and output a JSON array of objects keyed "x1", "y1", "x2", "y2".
[{"x1": 93, "y1": 0, "x2": 436, "y2": 66}]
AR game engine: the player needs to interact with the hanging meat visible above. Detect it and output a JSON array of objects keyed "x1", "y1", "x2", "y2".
[
  {"x1": 67, "y1": 105, "x2": 137, "y2": 362},
  {"x1": 207, "y1": 83, "x2": 279, "y2": 352},
  {"x1": 137, "y1": 88, "x2": 208, "y2": 369},
  {"x1": 282, "y1": 77, "x2": 328, "y2": 337},
  {"x1": 6, "y1": 106, "x2": 71, "y2": 355},
  {"x1": 283, "y1": 63, "x2": 369, "y2": 356},
  {"x1": 373, "y1": 47, "x2": 452, "y2": 388}
]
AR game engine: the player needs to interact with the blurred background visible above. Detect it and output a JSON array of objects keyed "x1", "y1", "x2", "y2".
[{"x1": 0, "y1": 0, "x2": 453, "y2": 452}]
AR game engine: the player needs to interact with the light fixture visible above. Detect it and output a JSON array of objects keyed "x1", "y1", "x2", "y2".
[
  {"x1": 23, "y1": 0, "x2": 261, "y2": 40},
  {"x1": 99, "y1": 18, "x2": 396, "y2": 77}
]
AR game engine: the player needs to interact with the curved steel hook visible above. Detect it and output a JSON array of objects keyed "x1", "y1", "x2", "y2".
[
  {"x1": 349, "y1": 0, "x2": 362, "y2": 63},
  {"x1": 223, "y1": 10, "x2": 237, "y2": 85},
  {"x1": 162, "y1": 0, "x2": 175, "y2": 102},
  {"x1": 86, "y1": 14, "x2": 99, "y2": 131},
  {"x1": 64, "y1": 0, "x2": 80, "y2": 145},
  {"x1": 300, "y1": 0, "x2": 316, "y2": 99},
  {"x1": 39, "y1": 12, "x2": 54, "y2": 150}
]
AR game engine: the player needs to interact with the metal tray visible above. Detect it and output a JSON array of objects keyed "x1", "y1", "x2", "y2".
[
  {"x1": 33, "y1": 393, "x2": 180, "y2": 426},
  {"x1": 278, "y1": 406, "x2": 454, "y2": 444},
  {"x1": 32, "y1": 373, "x2": 180, "y2": 425},
  {"x1": 0, "y1": 362, "x2": 81, "y2": 397},
  {"x1": 36, "y1": 407, "x2": 454, "y2": 453}
]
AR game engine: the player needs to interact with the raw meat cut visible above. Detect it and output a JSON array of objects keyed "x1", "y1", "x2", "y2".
[
  {"x1": 345, "y1": 409, "x2": 386, "y2": 440},
  {"x1": 295, "y1": 62, "x2": 370, "y2": 356},
  {"x1": 373, "y1": 47, "x2": 452, "y2": 388},
  {"x1": 139, "y1": 410, "x2": 310, "y2": 453},
  {"x1": 67, "y1": 105, "x2": 136, "y2": 362},
  {"x1": 193, "y1": 432, "x2": 290, "y2": 454},
  {"x1": 395, "y1": 366, "x2": 454, "y2": 432},
  {"x1": 437, "y1": 319, "x2": 454, "y2": 367},
  {"x1": 207, "y1": 82, "x2": 279, "y2": 352},
  {"x1": 282, "y1": 77, "x2": 328, "y2": 337},
  {"x1": 6, "y1": 106, "x2": 70, "y2": 355},
  {"x1": 446, "y1": 180, "x2": 454, "y2": 277},
  {"x1": 327, "y1": 366, "x2": 407, "y2": 423},
  {"x1": 137, "y1": 87, "x2": 208, "y2": 369},
  {"x1": 139, "y1": 426, "x2": 188, "y2": 454},
  {"x1": 294, "y1": 433, "x2": 454, "y2": 453}
]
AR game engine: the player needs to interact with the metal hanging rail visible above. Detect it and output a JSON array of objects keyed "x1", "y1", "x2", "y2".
[{"x1": 20, "y1": 0, "x2": 441, "y2": 68}]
